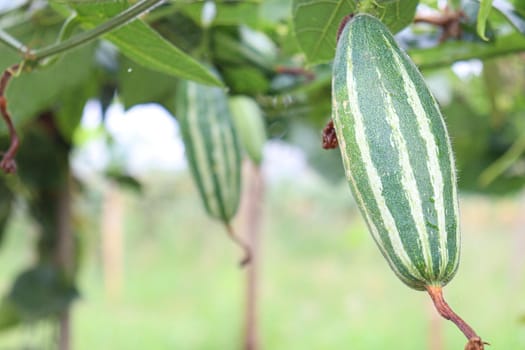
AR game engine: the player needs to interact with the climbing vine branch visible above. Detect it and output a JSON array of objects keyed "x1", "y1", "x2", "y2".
[
  {"x1": 0, "y1": 63, "x2": 21, "y2": 174},
  {"x1": 0, "y1": 0, "x2": 165, "y2": 174}
]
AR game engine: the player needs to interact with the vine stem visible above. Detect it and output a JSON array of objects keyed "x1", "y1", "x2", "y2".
[
  {"x1": 32, "y1": 0, "x2": 165, "y2": 62},
  {"x1": 0, "y1": 0, "x2": 165, "y2": 173},
  {"x1": 225, "y1": 223, "x2": 252, "y2": 267},
  {"x1": 0, "y1": 29, "x2": 29, "y2": 55},
  {"x1": 0, "y1": 64, "x2": 20, "y2": 174},
  {"x1": 426, "y1": 285, "x2": 487, "y2": 349}
]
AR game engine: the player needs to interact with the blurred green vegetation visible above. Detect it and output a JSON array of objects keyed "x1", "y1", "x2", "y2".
[{"x1": 0, "y1": 173, "x2": 523, "y2": 349}]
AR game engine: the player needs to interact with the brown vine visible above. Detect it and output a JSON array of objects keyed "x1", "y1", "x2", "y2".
[
  {"x1": 414, "y1": 9, "x2": 465, "y2": 42},
  {"x1": 426, "y1": 285, "x2": 488, "y2": 349},
  {"x1": 226, "y1": 223, "x2": 252, "y2": 268},
  {"x1": 0, "y1": 63, "x2": 21, "y2": 174},
  {"x1": 275, "y1": 66, "x2": 315, "y2": 81}
]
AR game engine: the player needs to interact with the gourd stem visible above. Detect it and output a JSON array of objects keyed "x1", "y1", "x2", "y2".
[
  {"x1": 426, "y1": 285, "x2": 484, "y2": 345},
  {"x1": 225, "y1": 223, "x2": 252, "y2": 267}
]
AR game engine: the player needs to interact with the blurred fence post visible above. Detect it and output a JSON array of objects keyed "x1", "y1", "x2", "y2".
[
  {"x1": 238, "y1": 160, "x2": 265, "y2": 350},
  {"x1": 57, "y1": 170, "x2": 74, "y2": 350},
  {"x1": 101, "y1": 182, "x2": 124, "y2": 300},
  {"x1": 511, "y1": 191, "x2": 525, "y2": 290},
  {"x1": 428, "y1": 301, "x2": 444, "y2": 350}
]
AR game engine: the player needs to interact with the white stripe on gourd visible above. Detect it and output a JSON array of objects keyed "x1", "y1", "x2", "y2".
[
  {"x1": 384, "y1": 40, "x2": 449, "y2": 278},
  {"x1": 342, "y1": 67, "x2": 425, "y2": 282},
  {"x1": 186, "y1": 83, "x2": 222, "y2": 217}
]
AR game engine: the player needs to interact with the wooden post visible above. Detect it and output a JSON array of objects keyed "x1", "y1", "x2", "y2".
[
  {"x1": 239, "y1": 161, "x2": 264, "y2": 350},
  {"x1": 56, "y1": 170, "x2": 74, "y2": 350},
  {"x1": 428, "y1": 301, "x2": 444, "y2": 350},
  {"x1": 101, "y1": 182, "x2": 124, "y2": 300}
]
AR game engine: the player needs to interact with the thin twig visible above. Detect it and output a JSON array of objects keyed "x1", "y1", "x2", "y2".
[
  {"x1": 275, "y1": 66, "x2": 315, "y2": 81},
  {"x1": 0, "y1": 64, "x2": 21, "y2": 174},
  {"x1": 426, "y1": 285, "x2": 488, "y2": 348},
  {"x1": 0, "y1": 29, "x2": 29, "y2": 54},
  {"x1": 32, "y1": 0, "x2": 165, "y2": 62},
  {"x1": 225, "y1": 223, "x2": 252, "y2": 267}
]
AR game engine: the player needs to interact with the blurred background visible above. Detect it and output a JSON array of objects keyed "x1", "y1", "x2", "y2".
[{"x1": 1, "y1": 0, "x2": 525, "y2": 349}]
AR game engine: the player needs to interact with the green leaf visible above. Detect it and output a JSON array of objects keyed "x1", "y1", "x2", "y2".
[
  {"x1": 292, "y1": 0, "x2": 356, "y2": 64},
  {"x1": 493, "y1": 0, "x2": 525, "y2": 34},
  {"x1": 2, "y1": 43, "x2": 97, "y2": 131},
  {"x1": 292, "y1": 0, "x2": 418, "y2": 64},
  {"x1": 477, "y1": 0, "x2": 494, "y2": 40},
  {"x1": 260, "y1": 0, "x2": 293, "y2": 23},
  {"x1": 0, "y1": 300, "x2": 20, "y2": 331},
  {"x1": 179, "y1": 0, "x2": 261, "y2": 27},
  {"x1": 117, "y1": 56, "x2": 178, "y2": 109},
  {"x1": 358, "y1": 0, "x2": 419, "y2": 33},
  {"x1": 56, "y1": 78, "x2": 98, "y2": 142},
  {"x1": 222, "y1": 66, "x2": 270, "y2": 95},
  {"x1": 70, "y1": 1, "x2": 223, "y2": 86},
  {"x1": 7, "y1": 264, "x2": 78, "y2": 322},
  {"x1": 409, "y1": 32, "x2": 525, "y2": 69}
]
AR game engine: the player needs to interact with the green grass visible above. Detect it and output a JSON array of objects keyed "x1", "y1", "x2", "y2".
[{"x1": 0, "y1": 174, "x2": 524, "y2": 349}]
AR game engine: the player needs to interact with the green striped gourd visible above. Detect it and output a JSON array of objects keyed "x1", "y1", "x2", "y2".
[
  {"x1": 332, "y1": 14, "x2": 484, "y2": 346},
  {"x1": 332, "y1": 13, "x2": 459, "y2": 290},
  {"x1": 228, "y1": 96, "x2": 267, "y2": 166},
  {"x1": 176, "y1": 79, "x2": 242, "y2": 223},
  {"x1": 176, "y1": 79, "x2": 252, "y2": 266}
]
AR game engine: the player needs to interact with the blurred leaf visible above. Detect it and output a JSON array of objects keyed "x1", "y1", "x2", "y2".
[
  {"x1": 212, "y1": 30, "x2": 275, "y2": 71},
  {"x1": 105, "y1": 171, "x2": 142, "y2": 192},
  {"x1": 179, "y1": 0, "x2": 260, "y2": 27},
  {"x1": 69, "y1": 1, "x2": 223, "y2": 86},
  {"x1": 260, "y1": 0, "x2": 293, "y2": 23},
  {"x1": 16, "y1": 127, "x2": 69, "y2": 191},
  {"x1": 410, "y1": 32, "x2": 525, "y2": 69},
  {"x1": 0, "y1": 300, "x2": 20, "y2": 331},
  {"x1": 56, "y1": 78, "x2": 98, "y2": 142},
  {"x1": 149, "y1": 11, "x2": 203, "y2": 54},
  {"x1": 1, "y1": 44, "x2": 96, "y2": 132},
  {"x1": 292, "y1": 0, "x2": 418, "y2": 64},
  {"x1": 477, "y1": 0, "x2": 493, "y2": 40},
  {"x1": 117, "y1": 56, "x2": 177, "y2": 110},
  {"x1": 222, "y1": 66, "x2": 270, "y2": 95},
  {"x1": 479, "y1": 133, "x2": 525, "y2": 186},
  {"x1": 16, "y1": 124, "x2": 70, "y2": 260},
  {"x1": 7, "y1": 264, "x2": 78, "y2": 322},
  {"x1": 445, "y1": 94, "x2": 525, "y2": 195},
  {"x1": 493, "y1": 0, "x2": 525, "y2": 34},
  {"x1": 0, "y1": 179, "x2": 13, "y2": 246},
  {"x1": 288, "y1": 121, "x2": 345, "y2": 184}
]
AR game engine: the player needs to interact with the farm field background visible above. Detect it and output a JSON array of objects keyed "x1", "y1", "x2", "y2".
[{"x1": 0, "y1": 172, "x2": 523, "y2": 349}]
